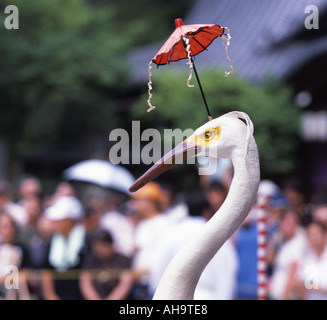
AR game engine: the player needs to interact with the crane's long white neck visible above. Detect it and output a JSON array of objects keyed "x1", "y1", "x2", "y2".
[{"x1": 153, "y1": 135, "x2": 260, "y2": 300}]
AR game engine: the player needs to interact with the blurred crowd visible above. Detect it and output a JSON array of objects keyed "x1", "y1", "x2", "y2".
[{"x1": 0, "y1": 161, "x2": 327, "y2": 300}]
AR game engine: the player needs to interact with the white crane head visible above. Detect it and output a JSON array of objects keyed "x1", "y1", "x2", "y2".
[
  {"x1": 130, "y1": 111, "x2": 254, "y2": 192},
  {"x1": 189, "y1": 111, "x2": 253, "y2": 159}
]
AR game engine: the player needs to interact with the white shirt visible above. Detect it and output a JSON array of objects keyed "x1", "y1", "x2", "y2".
[
  {"x1": 148, "y1": 216, "x2": 239, "y2": 299},
  {"x1": 163, "y1": 202, "x2": 188, "y2": 224},
  {"x1": 195, "y1": 238, "x2": 238, "y2": 300},
  {"x1": 133, "y1": 214, "x2": 171, "y2": 272},
  {"x1": 5, "y1": 202, "x2": 27, "y2": 226},
  {"x1": 297, "y1": 246, "x2": 327, "y2": 300},
  {"x1": 0, "y1": 243, "x2": 23, "y2": 276},
  {"x1": 100, "y1": 210, "x2": 135, "y2": 257},
  {"x1": 269, "y1": 229, "x2": 307, "y2": 299}
]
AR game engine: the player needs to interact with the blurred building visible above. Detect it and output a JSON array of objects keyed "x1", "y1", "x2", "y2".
[{"x1": 129, "y1": 0, "x2": 327, "y2": 192}]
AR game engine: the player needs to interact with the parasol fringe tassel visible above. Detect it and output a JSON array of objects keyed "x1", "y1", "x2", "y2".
[
  {"x1": 183, "y1": 36, "x2": 194, "y2": 88},
  {"x1": 147, "y1": 61, "x2": 156, "y2": 112},
  {"x1": 222, "y1": 27, "x2": 234, "y2": 77}
]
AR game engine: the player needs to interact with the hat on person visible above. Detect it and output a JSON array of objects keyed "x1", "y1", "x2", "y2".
[
  {"x1": 132, "y1": 182, "x2": 164, "y2": 204},
  {"x1": 270, "y1": 196, "x2": 289, "y2": 210},
  {"x1": 257, "y1": 179, "x2": 280, "y2": 198},
  {"x1": 45, "y1": 196, "x2": 84, "y2": 221}
]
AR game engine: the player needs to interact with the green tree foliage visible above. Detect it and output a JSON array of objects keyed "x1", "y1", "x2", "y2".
[
  {"x1": 132, "y1": 69, "x2": 301, "y2": 178},
  {"x1": 0, "y1": 0, "x2": 195, "y2": 180},
  {"x1": 107, "y1": 0, "x2": 195, "y2": 46},
  {"x1": 0, "y1": 0, "x2": 130, "y2": 155}
]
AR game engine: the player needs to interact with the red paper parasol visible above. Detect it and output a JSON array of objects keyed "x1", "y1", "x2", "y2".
[{"x1": 147, "y1": 18, "x2": 233, "y2": 120}]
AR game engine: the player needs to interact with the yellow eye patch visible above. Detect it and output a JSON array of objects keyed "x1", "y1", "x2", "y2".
[{"x1": 188, "y1": 126, "x2": 221, "y2": 146}]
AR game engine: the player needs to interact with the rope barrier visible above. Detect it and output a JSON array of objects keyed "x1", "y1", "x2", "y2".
[{"x1": 2, "y1": 268, "x2": 142, "y2": 281}]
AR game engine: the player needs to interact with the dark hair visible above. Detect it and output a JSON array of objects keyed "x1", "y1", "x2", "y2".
[
  {"x1": 280, "y1": 207, "x2": 301, "y2": 223},
  {"x1": 83, "y1": 206, "x2": 100, "y2": 219},
  {"x1": 307, "y1": 220, "x2": 327, "y2": 233},
  {"x1": 204, "y1": 180, "x2": 226, "y2": 193},
  {"x1": 282, "y1": 178, "x2": 306, "y2": 194},
  {"x1": 311, "y1": 192, "x2": 327, "y2": 206},
  {"x1": 185, "y1": 190, "x2": 209, "y2": 217},
  {"x1": 89, "y1": 229, "x2": 114, "y2": 245}
]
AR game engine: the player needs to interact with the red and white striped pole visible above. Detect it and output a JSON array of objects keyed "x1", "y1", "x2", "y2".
[{"x1": 256, "y1": 197, "x2": 267, "y2": 300}]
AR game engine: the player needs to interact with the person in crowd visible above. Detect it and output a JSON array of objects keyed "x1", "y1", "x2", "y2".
[
  {"x1": 19, "y1": 194, "x2": 44, "y2": 244},
  {"x1": 310, "y1": 193, "x2": 327, "y2": 229},
  {"x1": 266, "y1": 196, "x2": 288, "y2": 242},
  {"x1": 81, "y1": 203, "x2": 105, "y2": 258},
  {"x1": 80, "y1": 229, "x2": 133, "y2": 300},
  {"x1": 282, "y1": 179, "x2": 312, "y2": 226},
  {"x1": 195, "y1": 188, "x2": 238, "y2": 300},
  {"x1": 255, "y1": 179, "x2": 287, "y2": 278},
  {"x1": 0, "y1": 212, "x2": 31, "y2": 299},
  {"x1": 82, "y1": 205, "x2": 102, "y2": 235},
  {"x1": 201, "y1": 183, "x2": 238, "y2": 299},
  {"x1": 40, "y1": 193, "x2": 86, "y2": 300},
  {"x1": 233, "y1": 178, "x2": 283, "y2": 299},
  {"x1": 148, "y1": 187, "x2": 238, "y2": 300},
  {"x1": 99, "y1": 189, "x2": 135, "y2": 258},
  {"x1": 147, "y1": 190, "x2": 208, "y2": 298},
  {"x1": 293, "y1": 221, "x2": 327, "y2": 300},
  {"x1": 266, "y1": 198, "x2": 288, "y2": 276},
  {"x1": 233, "y1": 208, "x2": 258, "y2": 299},
  {"x1": 17, "y1": 176, "x2": 42, "y2": 204},
  {"x1": 129, "y1": 182, "x2": 171, "y2": 299},
  {"x1": 0, "y1": 180, "x2": 27, "y2": 226},
  {"x1": 18, "y1": 194, "x2": 51, "y2": 299},
  {"x1": 202, "y1": 180, "x2": 227, "y2": 220},
  {"x1": 198, "y1": 158, "x2": 233, "y2": 191},
  {"x1": 268, "y1": 209, "x2": 307, "y2": 299},
  {"x1": 47, "y1": 181, "x2": 76, "y2": 206},
  {"x1": 159, "y1": 182, "x2": 188, "y2": 223}
]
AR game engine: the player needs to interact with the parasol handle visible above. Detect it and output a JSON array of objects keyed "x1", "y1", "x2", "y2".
[{"x1": 191, "y1": 58, "x2": 213, "y2": 121}]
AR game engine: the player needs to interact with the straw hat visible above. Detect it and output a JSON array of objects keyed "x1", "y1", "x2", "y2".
[{"x1": 132, "y1": 182, "x2": 164, "y2": 204}]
